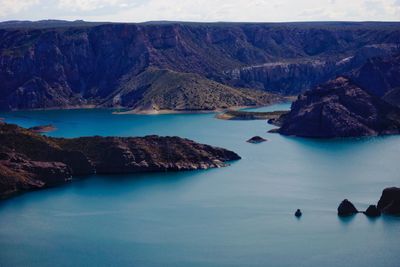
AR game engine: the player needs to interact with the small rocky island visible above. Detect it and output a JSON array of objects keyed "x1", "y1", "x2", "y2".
[
  {"x1": 0, "y1": 122, "x2": 240, "y2": 199},
  {"x1": 247, "y1": 136, "x2": 267, "y2": 144}
]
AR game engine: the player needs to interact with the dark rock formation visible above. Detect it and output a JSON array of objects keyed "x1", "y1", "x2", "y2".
[
  {"x1": 364, "y1": 205, "x2": 381, "y2": 217},
  {"x1": 352, "y1": 54, "x2": 400, "y2": 100},
  {"x1": 295, "y1": 209, "x2": 302, "y2": 217},
  {"x1": 276, "y1": 77, "x2": 400, "y2": 138},
  {"x1": 0, "y1": 22, "x2": 399, "y2": 110},
  {"x1": 377, "y1": 187, "x2": 400, "y2": 215},
  {"x1": 247, "y1": 136, "x2": 267, "y2": 143},
  {"x1": 338, "y1": 199, "x2": 359, "y2": 216},
  {"x1": 0, "y1": 122, "x2": 240, "y2": 199}
]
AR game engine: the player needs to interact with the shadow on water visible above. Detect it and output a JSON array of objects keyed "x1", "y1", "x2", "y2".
[{"x1": 0, "y1": 166, "x2": 223, "y2": 210}]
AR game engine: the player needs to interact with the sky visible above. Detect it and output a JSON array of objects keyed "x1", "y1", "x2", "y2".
[{"x1": 0, "y1": 0, "x2": 399, "y2": 22}]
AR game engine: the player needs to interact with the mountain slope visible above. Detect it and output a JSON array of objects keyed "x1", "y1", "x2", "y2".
[
  {"x1": 104, "y1": 68, "x2": 280, "y2": 112},
  {"x1": 351, "y1": 54, "x2": 400, "y2": 99}
]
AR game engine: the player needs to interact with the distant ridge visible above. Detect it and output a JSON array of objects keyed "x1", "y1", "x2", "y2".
[{"x1": 0, "y1": 21, "x2": 399, "y2": 111}]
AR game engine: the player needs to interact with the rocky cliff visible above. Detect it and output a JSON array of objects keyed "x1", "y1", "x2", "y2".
[
  {"x1": 276, "y1": 77, "x2": 400, "y2": 138},
  {"x1": 0, "y1": 21, "x2": 399, "y2": 110},
  {"x1": 351, "y1": 54, "x2": 400, "y2": 106},
  {"x1": 0, "y1": 122, "x2": 240, "y2": 199}
]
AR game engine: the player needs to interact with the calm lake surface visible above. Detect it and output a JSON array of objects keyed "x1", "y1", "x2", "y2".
[{"x1": 1, "y1": 103, "x2": 399, "y2": 267}]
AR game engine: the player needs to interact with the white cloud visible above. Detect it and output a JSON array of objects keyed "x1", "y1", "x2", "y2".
[
  {"x1": 0, "y1": 0, "x2": 39, "y2": 18},
  {"x1": 57, "y1": 0, "x2": 133, "y2": 11},
  {"x1": 0, "y1": 0, "x2": 399, "y2": 22}
]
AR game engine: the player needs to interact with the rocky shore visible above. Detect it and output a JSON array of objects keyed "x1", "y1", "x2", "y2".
[
  {"x1": 0, "y1": 122, "x2": 240, "y2": 199},
  {"x1": 216, "y1": 110, "x2": 288, "y2": 120}
]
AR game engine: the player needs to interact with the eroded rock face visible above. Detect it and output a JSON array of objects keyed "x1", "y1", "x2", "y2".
[
  {"x1": 0, "y1": 152, "x2": 72, "y2": 198},
  {"x1": 277, "y1": 77, "x2": 400, "y2": 138},
  {"x1": 338, "y1": 199, "x2": 359, "y2": 216},
  {"x1": 0, "y1": 123, "x2": 240, "y2": 199},
  {"x1": 377, "y1": 187, "x2": 400, "y2": 215}
]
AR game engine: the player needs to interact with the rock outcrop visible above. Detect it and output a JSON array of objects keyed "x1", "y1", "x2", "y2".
[
  {"x1": 276, "y1": 77, "x2": 400, "y2": 138},
  {"x1": 338, "y1": 199, "x2": 359, "y2": 216},
  {"x1": 364, "y1": 205, "x2": 381, "y2": 217},
  {"x1": 377, "y1": 187, "x2": 400, "y2": 215},
  {"x1": 0, "y1": 122, "x2": 240, "y2": 199},
  {"x1": 247, "y1": 136, "x2": 267, "y2": 143},
  {"x1": 0, "y1": 21, "x2": 399, "y2": 110}
]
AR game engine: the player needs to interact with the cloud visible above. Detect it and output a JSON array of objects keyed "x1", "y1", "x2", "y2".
[
  {"x1": 0, "y1": 0, "x2": 39, "y2": 17},
  {"x1": 57, "y1": 0, "x2": 136, "y2": 11},
  {"x1": 0, "y1": 0, "x2": 399, "y2": 22}
]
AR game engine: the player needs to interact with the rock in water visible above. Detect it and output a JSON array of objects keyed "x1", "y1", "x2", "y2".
[
  {"x1": 338, "y1": 199, "x2": 358, "y2": 216},
  {"x1": 247, "y1": 136, "x2": 267, "y2": 143},
  {"x1": 377, "y1": 187, "x2": 400, "y2": 215},
  {"x1": 364, "y1": 205, "x2": 381, "y2": 217},
  {"x1": 295, "y1": 209, "x2": 302, "y2": 217}
]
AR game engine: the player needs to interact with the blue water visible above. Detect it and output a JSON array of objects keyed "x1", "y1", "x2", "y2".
[{"x1": 0, "y1": 103, "x2": 399, "y2": 267}]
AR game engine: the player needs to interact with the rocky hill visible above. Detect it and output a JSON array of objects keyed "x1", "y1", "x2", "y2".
[
  {"x1": 0, "y1": 122, "x2": 240, "y2": 199},
  {"x1": 276, "y1": 77, "x2": 400, "y2": 138},
  {"x1": 102, "y1": 68, "x2": 280, "y2": 113},
  {"x1": 0, "y1": 21, "x2": 399, "y2": 111}
]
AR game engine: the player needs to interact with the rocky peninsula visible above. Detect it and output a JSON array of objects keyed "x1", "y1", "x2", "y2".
[
  {"x1": 0, "y1": 122, "x2": 240, "y2": 199},
  {"x1": 274, "y1": 77, "x2": 400, "y2": 138}
]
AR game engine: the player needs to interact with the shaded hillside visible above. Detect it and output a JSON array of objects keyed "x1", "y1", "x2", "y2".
[
  {"x1": 276, "y1": 77, "x2": 400, "y2": 138},
  {"x1": 103, "y1": 68, "x2": 280, "y2": 112},
  {"x1": 0, "y1": 22, "x2": 399, "y2": 110},
  {"x1": 0, "y1": 122, "x2": 240, "y2": 199},
  {"x1": 351, "y1": 53, "x2": 400, "y2": 100}
]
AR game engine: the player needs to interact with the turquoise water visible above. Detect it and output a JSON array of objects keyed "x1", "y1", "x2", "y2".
[{"x1": 0, "y1": 103, "x2": 400, "y2": 267}]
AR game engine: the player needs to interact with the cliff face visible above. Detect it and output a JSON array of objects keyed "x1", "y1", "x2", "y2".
[
  {"x1": 377, "y1": 187, "x2": 400, "y2": 215},
  {"x1": 351, "y1": 54, "x2": 400, "y2": 103},
  {"x1": 0, "y1": 122, "x2": 240, "y2": 199},
  {"x1": 0, "y1": 22, "x2": 399, "y2": 110},
  {"x1": 277, "y1": 77, "x2": 400, "y2": 138}
]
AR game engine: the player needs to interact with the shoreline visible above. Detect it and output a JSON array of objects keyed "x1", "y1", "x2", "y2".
[
  {"x1": 0, "y1": 99, "x2": 293, "y2": 115},
  {"x1": 112, "y1": 100, "x2": 293, "y2": 115}
]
